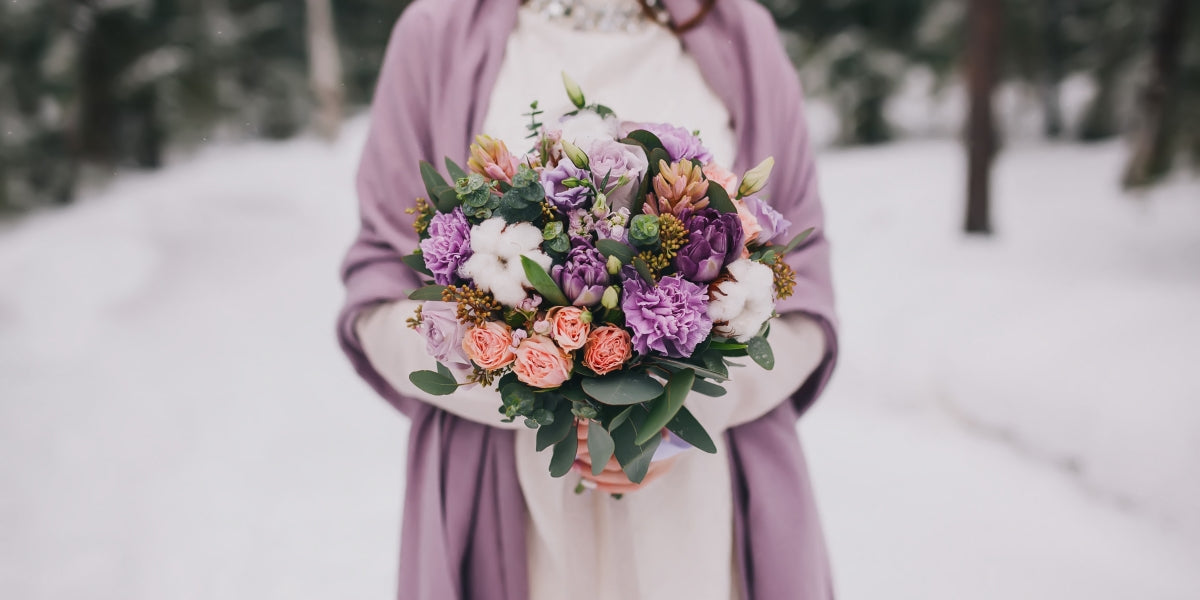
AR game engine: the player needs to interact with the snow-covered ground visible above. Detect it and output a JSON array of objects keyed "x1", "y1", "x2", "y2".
[{"x1": 1, "y1": 117, "x2": 1198, "y2": 599}]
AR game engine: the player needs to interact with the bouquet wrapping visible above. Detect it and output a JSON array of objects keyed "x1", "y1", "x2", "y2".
[{"x1": 404, "y1": 75, "x2": 811, "y2": 484}]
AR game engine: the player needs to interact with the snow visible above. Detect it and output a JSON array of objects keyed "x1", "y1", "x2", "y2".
[{"x1": 2, "y1": 116, "x2": 1199, "y2": 599}]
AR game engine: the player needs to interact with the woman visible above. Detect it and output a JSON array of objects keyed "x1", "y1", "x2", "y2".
[{"x1": 336, "y1": 1, "x2": 839, "y2": 598}]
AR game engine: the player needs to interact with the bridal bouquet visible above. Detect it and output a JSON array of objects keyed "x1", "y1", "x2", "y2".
[{"x1": 404, "y1": 74, "x2": 811, "y2": 484}]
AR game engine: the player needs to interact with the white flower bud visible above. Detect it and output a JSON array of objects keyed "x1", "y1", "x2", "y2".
[
  {"x1": 738, "y1": 156, "x2": 775, "y2": 198},
  {"x1": 562, "y1": 71, "x2": 586, "y2": 109}
]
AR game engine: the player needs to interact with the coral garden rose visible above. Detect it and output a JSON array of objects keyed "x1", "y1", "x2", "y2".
[
  {"x1": 513, "y1": 335, "x2": 574, "y2": 388},
  {"x1": 583, "y1": 326, "x2": 633, "y2": 375},
  {"x1": 702, "y1": 163, "x2": 739, "y2": 196},
  {"x1": 462, "y1": 321, "x2": 517, "y2": 371},
  {"x1": 733, "y1": 199, "x2": 763, "y2": 244},
  {"x1": 549, "y1": 306, "x2": 591, "y2": 351}
]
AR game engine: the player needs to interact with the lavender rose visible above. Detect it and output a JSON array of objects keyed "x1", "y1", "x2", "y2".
[
  {"x1": 417, "y1": 301, "x2": 470, "y2": 366},
  {"x1": 418, "y1": 207, "x2": 473, "y2": 286},
  {"x1": 620, "y1": 121, "x2": 713, "y2": 163},
  {"x1": 584, "y1": 138, "x2": 648, "y2": 213},
  {"x1": 541, "y1": 159, "x2": 591, "y2": 211},
  {"x1": 675, "y1": 208, "x2": 744, "y2": 282},
  {"x1": 551, "y1": 239, "x2": 610, "y2": 307},
  {"x1": 743, "y1": 196, "x2": 792, "y2": 245},
  {"x1": 621, "y1": 274, "x2": 713, "y2": 358}
]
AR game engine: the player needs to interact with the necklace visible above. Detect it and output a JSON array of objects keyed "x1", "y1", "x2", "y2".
[{"x1": 524, "y1": 0, "x2": 670, "y2": 33}]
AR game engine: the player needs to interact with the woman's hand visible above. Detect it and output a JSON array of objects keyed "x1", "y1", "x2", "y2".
[{"x1": 574, "y1": 422, "x2": 677, "y2": 494}]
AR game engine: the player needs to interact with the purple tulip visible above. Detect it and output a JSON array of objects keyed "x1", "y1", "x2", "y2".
[
  {"x1": 551, "y1": 239, "x2": 610, "y2": 307},
  {"x1": 675, "y1": 208, "x2": 744, "y2": 283}
]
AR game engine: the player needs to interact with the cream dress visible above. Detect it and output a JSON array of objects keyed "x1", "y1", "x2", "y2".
[{"x1": 357, "y1": 2, "x2": 827, "y2": 598}]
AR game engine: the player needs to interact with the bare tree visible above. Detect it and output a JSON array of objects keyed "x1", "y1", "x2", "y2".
[
  {"x1": 965, "y1": 0, "x2": 1002, "y2": 234},
  {"x1": 1123, "y1": 0, "x2": 1190, "y2": 188},
  {"x1": 306, "y1": 0, "x2": 343, "y2": 140}
]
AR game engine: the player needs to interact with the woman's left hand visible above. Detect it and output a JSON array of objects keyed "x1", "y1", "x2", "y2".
[{"x1": 573, "y1": 422, "x2": 677, "y2": 494}]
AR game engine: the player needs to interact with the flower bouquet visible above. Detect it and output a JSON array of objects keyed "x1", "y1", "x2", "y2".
[{"x1": 404, "y1": 74, "x2": 811, "y2": 484}]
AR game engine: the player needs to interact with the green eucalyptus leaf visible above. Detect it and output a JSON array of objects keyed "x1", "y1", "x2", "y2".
[
  {"x1": 690, "y1": 378, "x2": 728, "y2": 397},
  {"x1": 632, "y1": 257, "x2": 655, "y2": 284},
  {"x1": 587, "y1": 420, "x2": 616, "y2": 476},
  {"x1": 780, "y1": 227, "x2": 815, "y2": 254},
  {"x1": 401, "y1": 253, "x2": 433, "y2": 276},
  {"x1": 708, "y1": 341, "x2": 748, "y2": 351},
  {"x1": 746, "y1": 336, "x2": 775, "y2": 370},
  {"x1": 419, "y1": 161, "x2": 450, "y2": 201},
  {"x1": 608, "y1": 406, "x2": 633, "y2": 432},
  {"x1": 665, "y1": 405, "x2": 717, "y2": 454},
  {"x1": 435, "y1": 187, "x2": 460, "y2": 213},
  {"x1": 611, "y1": 412, "x2": 662, "y2": 484},
  {"x1": 549, "y1": 433, "x2": 579, "y2": 478},
  {"x1": 581, "y1": 371, "x2": 664, "y2": 406},
  {"x1": 625, "y1": 129, "x2": 666, "y2": 155},
  {"x1": 707, "y1": 181, "x2": 737, "y2": 214},
  {"x1": 536, "y1": 401, "x2": 575, "y2": 451},
  {"x1": 652, "y1": 357, "x2": 729, "y2": 382},
  {"x1": 407, "y1": 285, "x2": 446, "y2": 301},
  {"x1": 408, "y1": 370, "x2": 458, "y2": 396},
  {"x1": 445, "y1": 157, "x2": 468, "y2": 182},
  {"x1": 636, "y1": 369, "x2": 694, "y2": 445},
  {"x1": 521, "y1": 256, "x2": 570, "y2": 306}
]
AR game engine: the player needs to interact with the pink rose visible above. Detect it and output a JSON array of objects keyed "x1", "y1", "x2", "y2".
[
  {"x1": 733, "y1": 198, "x2": 763, "y2": 244},
  {"x1": 548, "y1": 306, "x2": 591, "y2": 351},
  {"x1": 582, "y1": 326, "x2": 632, "y2": 376},
  {"x1": 703, "y1": 163, "x2": 739, "y2": 196},
  {"x1": 462, "y1": 321, "x2": 517, "y2": 371},
  {"x1": 513, "y1": 336, "x2": 574, "y2": 389}
]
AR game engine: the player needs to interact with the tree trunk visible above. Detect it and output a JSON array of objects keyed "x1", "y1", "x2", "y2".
[
  {"x1": 965, "y1": 0, "x2": 1002, "y2": 235},
  {"x1": 1040, "y1": 0, "x2": 1065, "y2": 138},
  {"x1": 1123, "y1": 0, "x2": 1189, "y2": 188},
  {"x1": 306, "y1": 0, "x2": 343, "y2": 140}
]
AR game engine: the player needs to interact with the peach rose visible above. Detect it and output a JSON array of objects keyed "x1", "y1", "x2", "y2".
[
  {"x1": 462, "y1": 321, "x2": 517, "y2": 371},
  {"x1": 513, "y1": 335, "x2": 574, "y2": 389},
  {"x1": 548, "y1": 306, "x2": 591, "y2": 351},
  {"x1": 703, "y1": 163, "x2": 739, "y2": 196},
  {"x1": 733, "y1": 198, "x2": 763, "y2": 244},
  {"x1": 582, "y1": 326, "x2": 632, "y2": 376}
]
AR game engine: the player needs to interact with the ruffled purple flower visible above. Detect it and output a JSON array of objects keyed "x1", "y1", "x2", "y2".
[
  {"x1": 541, "y1": 160, "x2": 591, "y2": 211},
  {"x1": 743, "y1": 196, "x2": 792, "y2": 245},
  {"x1": 621, "y1": 275, "x2": 713, "y2": 358},
  {"x1": 675, "y1": 208, "x2": 744, "y2": 282},
  {"x1": 620, "y1": 121, "x2": 713, "y2": 164},
  {"x1": 418, "y1": 207, "x2": 473, "y2": 286},
  {"x1": 551, "y1": 239, "x2": 610, "y2": 307}
]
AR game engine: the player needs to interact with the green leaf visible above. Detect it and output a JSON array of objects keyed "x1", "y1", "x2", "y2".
[
  {"x1": 520, "y1": 255, "x2": 570, "y2": 306},
  {"x1": 445, "y1": 157, "x2": 468, "y2": 182},
  {"x1": 420, "y1": 161, "x2": 450, "y2": 198},
  {"x1": 408, "y1": 370, "x2": 458, "y2": 396},
  {"x1": 608, "y1": 406, "x2": 633, "y2": 432},
  {"x1": 434, "y1": 187, "x2": 460, "y2": 213},
  {"x1": 665, "y1": 406, "x2": 717, "y2": 454},
  {"x1": 708, "y1": 341, "x2": 748, "y2": 351},
  {"x1": 595, "y1": 239, "x2": 635, "y2": 265},
  {"x1": 407, "y1": 285, "x2": 446, "y2": 301},
  {"x1": 587, "y1": 420, "x2": 616, "y2": 476},
  {"x1": 581, "y1": 371, "x2": 664, "y2": 406},
  {"x1": 651, "y1": 357, "x2": 729, "y2": 382},
  {"x1": 636, "y1": 369, "x2": 694, "y2": 445},
  {"x1": 436, "y1": 362, "x2": 453, "y2": 380},
  {"x1": 780, "y1": 227, "x2": 815, "y2": 254},
  {"x1": 632, "y1": 257, "x2": 655, "y2": 284},
  {"x1": 536, "y1": 401, "x2": 575, "y2": 451},
  {"x1": 701, "y1": 350, "x2": 730, "y2": 378},
  {"x1": 625, "y1": 129, "x2": 666, "y2": 155},
  {"x1": 747, "y1": 336, "x2": 775, "y2": 370},
  {"x1": 549, "y1": 433, "x2": 579, "y2": 478},
  {"x1": 706, "y1": 181, "x2": 737, "y2": 214},
  {"x1": 611, "y1": 412, "x2": 662, "y2": 484},
  {"x1": 401, "y1": 253, "x2": 433, "y2": 276},
  {"x1": 646, "y1": 148, "x2": 671, "y2": 178},
  {"x1": 690, "y1": 377, "x2": 727, "y2": 397}
]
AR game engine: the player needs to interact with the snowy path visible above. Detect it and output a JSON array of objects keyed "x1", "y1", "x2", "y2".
[{"x1": 2, "y1": 119, "x2": 1198, "y2": 599}]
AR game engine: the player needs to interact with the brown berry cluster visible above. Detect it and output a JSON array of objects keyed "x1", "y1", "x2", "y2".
[{"x1": 442, "y1": 285, "x2": 502, "y2": 326}]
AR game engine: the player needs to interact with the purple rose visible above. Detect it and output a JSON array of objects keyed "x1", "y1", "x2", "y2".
[
  {"x1": 551, "y1": 239, "x2": 610, "y2": 307},
  {"x1": 621, "y1": 275, "x2": 713, "y2": 358},
  {"x1": 417, "y1": 301, "x2": 470, "y2": 366},
  {"x1": 675, "y1": 208, "x2": 744, "y2": 282},
  {"x1": 418, "y1": 207, "x2": 473, "y2": 286},
  {"x1": 620, "y1": 121, "x2": 713, "y2": 164},
  {"x1": 743, "y1": 196, "x2": 792, "y2": 245},
  {"x1": 541, "y1": 160, "x2": 591, "y2": 211}
]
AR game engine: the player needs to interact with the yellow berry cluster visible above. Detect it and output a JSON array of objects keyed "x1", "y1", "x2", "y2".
[
  {"x1": 635, "y1": 213, "x2": 688, "y2": 277},
  {"x1": 406, "y1": 197, "x2": 434, "y2": 234}
]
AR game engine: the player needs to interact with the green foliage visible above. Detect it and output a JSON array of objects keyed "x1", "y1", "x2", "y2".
[
  {"x1": 497, "y1": 164, "x2": 544, "y2": 222},
  {"x1": 581, "y1": 371, "x2": 664, "y2": 405},
  {"x1": 521, "y1": 256, "x2": 570, "y2": 306}
]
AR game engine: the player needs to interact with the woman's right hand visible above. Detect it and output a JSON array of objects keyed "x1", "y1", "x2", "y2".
[{"x1": 573, "y1": 422, "x2": 677, "y2": 495}]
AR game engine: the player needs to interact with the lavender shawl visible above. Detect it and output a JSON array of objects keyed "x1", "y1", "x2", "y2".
[{"x1": 336, "y1": 1, "x2": 839, "y2": 598}]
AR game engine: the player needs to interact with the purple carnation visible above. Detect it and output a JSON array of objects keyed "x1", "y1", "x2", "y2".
[
  {"x1": 541, "y1": 160, "x2": 591, "y2": 211},
  {"x1": 551, "y1": 239, "x2": 610, "y2": 307},
  {"x1": 621, "y1": 275, "x2": 713, "y2": 358},
  {"x1": 675, "y1": 208, "x2": 744, "y2": 282},
  {"x1": 743, "y1": 196, "x2": 792, "y2": 245},
  {"x1": 418, "y1": 207, "x2": 473, "y2": 286},
  {"x1": 620, "y1": 121, "x2": 713, "y2": 164}
]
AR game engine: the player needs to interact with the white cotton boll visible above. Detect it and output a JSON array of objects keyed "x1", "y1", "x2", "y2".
[
  {"x1": 457, "y1": 218, "x2": 553, "y2": 308},
  {"x1": 557, "y1": 111, "x2": 619, "y2": 147},
  {"x1": 708, "y1": 259, "x2": 776, "y2": 342}
]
